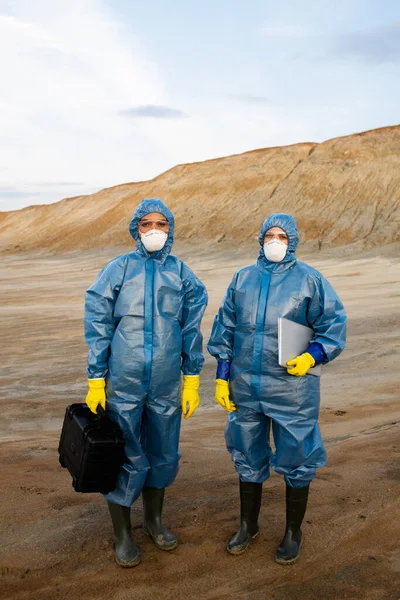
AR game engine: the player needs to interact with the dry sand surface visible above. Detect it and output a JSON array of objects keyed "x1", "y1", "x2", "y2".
[{"x1": 1, "y1": 244, "x2": 400, "y2": 600}]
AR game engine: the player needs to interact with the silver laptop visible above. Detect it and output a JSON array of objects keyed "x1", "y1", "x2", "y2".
[{"x1": 278, "y1": 317, "x2": 321, "y2": 377}]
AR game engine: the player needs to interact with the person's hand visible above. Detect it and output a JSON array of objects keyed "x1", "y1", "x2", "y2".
[
  {"x1": 85, "y1": 378, "x2": 107, "y2": 413},
  {"x1": 286, "y1": 352, "x2": 315, "y2": 377},
  {"x1": 215, "y1": 379, "x2": 236, "y2": 412},
  {"x1": 182, "y1": 375, "x2": 200, "y2": 420}
]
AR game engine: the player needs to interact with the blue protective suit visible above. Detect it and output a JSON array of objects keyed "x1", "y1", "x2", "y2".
[
  {"x1": 207, "y1": 214, "x2": 346, "y2": 488},
  {"x1": 84, "y1": 199, "x2": 208, "y2": 506}
]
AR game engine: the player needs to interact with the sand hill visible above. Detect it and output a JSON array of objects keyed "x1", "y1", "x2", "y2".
[{"x1": 0, "y1": 125, "x2": 399, "y2": 253}]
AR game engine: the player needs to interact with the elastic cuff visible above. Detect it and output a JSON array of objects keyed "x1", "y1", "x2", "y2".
[
  {"x1": 216, "y1": 361, "x2": 231, "y2": 381},
  {"x1": 307, "y1": 342, "x2": 326, "y2": 366}
]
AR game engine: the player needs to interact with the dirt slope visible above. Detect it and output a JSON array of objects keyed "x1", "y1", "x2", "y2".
[{"x1": 0, "y1": 125, "x2": 399, "y2": 253}]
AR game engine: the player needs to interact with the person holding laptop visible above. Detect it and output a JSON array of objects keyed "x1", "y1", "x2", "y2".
[{"x1": 207, "y1": 213, "x2": 346, "y2": 565}]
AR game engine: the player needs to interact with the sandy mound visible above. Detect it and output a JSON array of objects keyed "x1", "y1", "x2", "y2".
[{"x1": 0, "y1": 125, "x2": 399, "y2": 253}]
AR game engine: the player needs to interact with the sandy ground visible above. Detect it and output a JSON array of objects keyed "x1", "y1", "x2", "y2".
[{"x1": 1, "y1": 244, "x2": 399, "y2": 600}]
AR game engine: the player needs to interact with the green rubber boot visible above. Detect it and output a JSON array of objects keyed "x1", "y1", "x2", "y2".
[
  {"x1": 107, "y1": 501, "x2": 140, "y2": 567},
  {"x1": 142, "y1": 486, "x2": 178, "y2": 551}
]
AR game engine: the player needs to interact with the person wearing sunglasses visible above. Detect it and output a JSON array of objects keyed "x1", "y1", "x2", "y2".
[
  {"x1": 84, "y1": 198, "x2": 207, "y2": 567},
  {"x1": 208, "y1": 213, "x2": 346, "y2": 565}
]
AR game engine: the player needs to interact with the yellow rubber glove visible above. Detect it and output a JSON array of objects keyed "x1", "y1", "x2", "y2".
[
  {"x1": 85, "y1": 378, "x2": 107, "y2": 414},
  {"x1": 286, "y1": 352, "x2": 315, "y2": 377},
  {"x1": 215, "y1": 379, "x2": 236, "y2": 412},
  {"x1": 182, "y1": 375, "x2": 200, "y2": 420}
]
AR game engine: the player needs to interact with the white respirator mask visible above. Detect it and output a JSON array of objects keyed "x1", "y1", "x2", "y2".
[
  {"x1": 140, "y1": 229, "x2": 168, "y2": 252},
  {"x1": 263, "y1": 239, "x2": 288, "y2": 262}
]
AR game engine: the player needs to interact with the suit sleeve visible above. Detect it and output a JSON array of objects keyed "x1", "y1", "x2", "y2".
[
  {"x1": 84, "y1": 258, "x2": 125, "y2": 379},
  {"x1": 307, "y1": 274, "x2": 347, "y2": 363},
  {"x1": 180, "y1": 266, "x2": 208, "y2": 375}
]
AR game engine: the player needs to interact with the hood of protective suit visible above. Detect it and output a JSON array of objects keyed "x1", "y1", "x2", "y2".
[
  {"x1": 129, "y1": 198, "x2": 174, "y2": 262},
  {"x1": 258, "y1": 213, "x2": 299, "y2": 267}
]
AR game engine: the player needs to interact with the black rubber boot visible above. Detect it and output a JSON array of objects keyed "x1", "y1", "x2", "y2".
[
  {"x1": 107, "y1": 501, "x2": 140, "y2": 567},
  {"x1": 226, "y1": 480, "x2": 263, "y2": 555},
  {"x1": 275, "y1": 484, "x2": 309, "y2": 565},
  {"x1": 142, "y1": 486, "x2": 178, "y2": 551}
]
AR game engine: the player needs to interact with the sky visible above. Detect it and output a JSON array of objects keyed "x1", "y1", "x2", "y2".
[{"x1": 0, "y1": 0, "x2": 399, "y2": 211}]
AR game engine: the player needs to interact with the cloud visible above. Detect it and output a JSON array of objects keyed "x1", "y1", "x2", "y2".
[
  {"x1": 0, "y1": 14, "x2": 67, "y2": 51},
  {"x1": 0, "y1": 181, "x2": 100, "y2": 212},
  {"x1": 119, "y1": 105, "x2": 187, "y2": 119},
  {"x1": 0, "y1": 0, "x2": 165, "y2": 202},
  {"x1": 32, "y1": 181, "x2": 85, "y2": 187},
  {"x1": 332, "y1": 23, "x2": 400, "y2": 63},
  {"x1": 260, "y1": 18, "x2": 400, "y2": 65},
  {"x1": 230, "y1": 94, "x2": 271, "y2": 106},
  {"x1": 0, "y1": 0, "x2": 216, "y2": 211},
  {"x1": 0, "y1": 186, "x2": 36, "y2": 197}
]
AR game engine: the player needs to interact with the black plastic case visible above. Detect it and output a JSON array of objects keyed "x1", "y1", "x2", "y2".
[{"x1": 58, "y1": 403, "x2": 125, "y2": 493}]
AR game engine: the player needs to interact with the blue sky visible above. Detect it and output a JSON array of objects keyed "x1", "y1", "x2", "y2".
[{"x1": 0, "y1": 0, "x2": 399, "y2": 211}]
